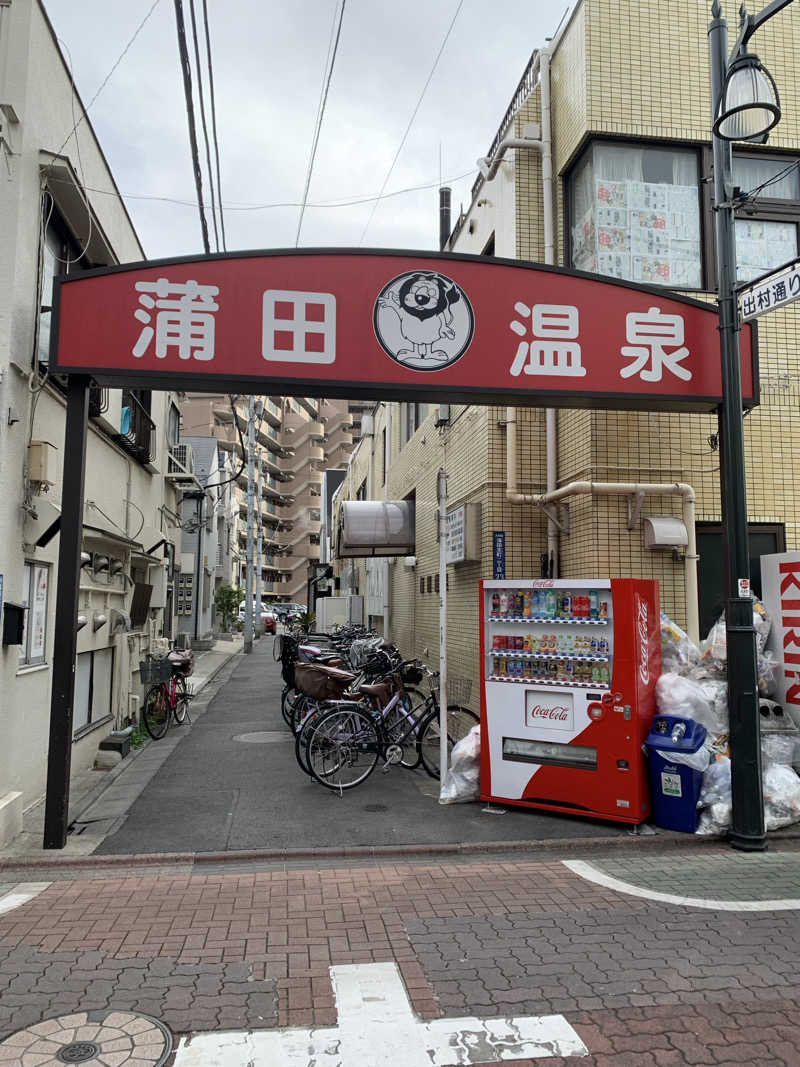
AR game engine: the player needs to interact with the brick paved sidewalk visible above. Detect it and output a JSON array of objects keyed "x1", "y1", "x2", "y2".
[{"x1": 2, "y1": 846, "x2": 800, "y2": 1064}]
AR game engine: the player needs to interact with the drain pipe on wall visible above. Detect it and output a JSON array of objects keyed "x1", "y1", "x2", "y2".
[
  {"x1": 531, "y1": 480, "x2": 700, "y2": 645},
  {"x1": 383, "y1": 403, "x2": 392, "y2": 640},
  {"x1": 498, "y1": 47, "x2": 559, "y2": 574}
]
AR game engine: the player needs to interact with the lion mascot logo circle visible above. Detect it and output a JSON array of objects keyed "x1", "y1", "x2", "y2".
[{"x1": 373, "y1": 270, "x2": 474, "y2": 371}]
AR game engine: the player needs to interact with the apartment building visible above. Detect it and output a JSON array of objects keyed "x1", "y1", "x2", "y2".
[
  {"x1": 0, "y1": 0, "x2": 185, "y2": 844},
  {"x1": 333, "y1": 0, "x2": 800, "y2": 711},
  {"x1": 181, "y1": 394, "x2": 356, "y2": 607}
]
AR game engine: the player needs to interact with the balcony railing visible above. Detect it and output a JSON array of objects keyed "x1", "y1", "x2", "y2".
[{"x1": 117, "y1": 390, "x2": 155, "y2": 465}]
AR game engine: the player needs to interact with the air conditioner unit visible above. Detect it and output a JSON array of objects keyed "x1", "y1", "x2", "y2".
[{"x1": 167, "y1": 443, "x2": 195, "y2": 481}]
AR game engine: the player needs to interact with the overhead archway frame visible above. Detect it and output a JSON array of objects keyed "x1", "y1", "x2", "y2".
[{"x1": 51, "y1": 249, "x2": 758, "y2": 411}]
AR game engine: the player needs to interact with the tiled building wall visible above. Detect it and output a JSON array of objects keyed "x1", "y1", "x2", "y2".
[{"x1": 507, "y1": 0, "x2": 800, "y2": 630}]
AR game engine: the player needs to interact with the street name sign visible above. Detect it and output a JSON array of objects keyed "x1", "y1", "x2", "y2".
[
  {"x1": 738, "y1": 256, "x2": 800, "y2": 322},
  {"x1": 51, "y1": 249, "x2": 758, "y2": 412}
]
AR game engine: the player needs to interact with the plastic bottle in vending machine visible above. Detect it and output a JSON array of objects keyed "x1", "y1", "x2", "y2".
[
  {"x1": 600, "y1": 664, "x2": 610, "y2": 686},
  {"x1": 499, "y1": 591, "x2": 508, "y2": 617},
  {"x1": 589, "y1": 590, "x2": 599, "y2": 619},
  {"x1": 531, "y1": 589, "x2": 540, "y2": 615},
  {"x1": 545, "y1": 589, "x2": 556, "y2": 617},
  {"x1": 600, "y1": 598, "x2": 609, "y2": 619},
  {"x1": 524, "y1": 591, "x2": 532, "y2": 618},
  {"x1": 492, "y1": 592, "x2": 500, "y2": 616},
  {"x1": 560, "y1": 591, "x2": 572, "y2": 618}
]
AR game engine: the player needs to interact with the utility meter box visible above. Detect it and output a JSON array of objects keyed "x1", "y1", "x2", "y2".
[
  {"x1": 643, "y1": 516, "x2": 688, "y2": 550},
  {"x1": 28, "y1": 441, "x2": 57, "y2": 486}
]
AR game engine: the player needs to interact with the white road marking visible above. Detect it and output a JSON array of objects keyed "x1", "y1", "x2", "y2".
[
  {"x1": 0, "y1": 883, "x2": 51, "y2": 915},
  {"x1": 173, "y1": 961, "x2": 588, "y2": 1065},
  {"x1": 564, "y1": 858, "x2": 800, "y2": 912}
]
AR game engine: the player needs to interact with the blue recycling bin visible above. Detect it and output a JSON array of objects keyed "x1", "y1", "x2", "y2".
[{"x1": 645, "y1": 715, "x2": 707, "y2": 833}]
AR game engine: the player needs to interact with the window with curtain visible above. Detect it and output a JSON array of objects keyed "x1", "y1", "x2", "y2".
[
  {"x1": 570, "y1": 142, "x2": 702, "y2": 289},
  {"x1": 733, "y1": 155, "x2": 800, "y2": 282}
]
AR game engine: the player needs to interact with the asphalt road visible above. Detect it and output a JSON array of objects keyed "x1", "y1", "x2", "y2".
[{"x1": 94, "y1": 637, "x2": 631, "y2": 854}]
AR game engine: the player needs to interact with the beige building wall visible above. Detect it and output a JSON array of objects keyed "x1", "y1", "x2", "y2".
[{"x1": 334, "y1": 0, "x2": 800, "y2": 709}]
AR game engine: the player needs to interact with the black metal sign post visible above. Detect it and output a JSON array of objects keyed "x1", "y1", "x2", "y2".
[{"x1": 43, "y1": 375, "x2": 90, "y2": 849}]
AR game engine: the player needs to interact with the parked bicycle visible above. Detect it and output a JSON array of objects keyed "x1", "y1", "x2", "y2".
[
  {"x1": 299, "y1": 662, "x2": 478, "y2": 792},
  {"x1": 140, "y1": 646, "x2": 195, "y2": 740}
]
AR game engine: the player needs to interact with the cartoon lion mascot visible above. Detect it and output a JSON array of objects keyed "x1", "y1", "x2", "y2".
[{"x1": 378, "y1": 273, "x2": 462, "y2": 360}]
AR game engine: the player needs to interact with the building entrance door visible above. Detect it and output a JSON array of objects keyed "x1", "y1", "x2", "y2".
[{"x1": 697, "y1": 523, "x2": 786, "y2": 638}]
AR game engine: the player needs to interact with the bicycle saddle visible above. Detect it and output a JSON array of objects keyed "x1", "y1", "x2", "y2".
[{"x1": 358, "y1": 682, "x2": 393, "y2": 707}]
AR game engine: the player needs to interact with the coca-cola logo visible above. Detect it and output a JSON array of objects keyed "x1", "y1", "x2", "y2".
[
  {"x1": 636, "y1": 596, "x2": 649, "y2": 685},
  {"x1": 528, "y1": 704, "x2": 570, "y2": 721}
]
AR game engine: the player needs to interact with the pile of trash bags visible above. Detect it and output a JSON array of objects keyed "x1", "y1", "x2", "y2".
[{"x1": 658, "y1": 604, "x2": 800, "y2": 834}]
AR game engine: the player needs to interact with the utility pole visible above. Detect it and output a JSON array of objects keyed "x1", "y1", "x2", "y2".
[
  {"x1": 255, "y1": 416, "x2": 263, "y2": 639},
  {"x1": 244, "y1": 396, "x2": 255, "y2": 654}
]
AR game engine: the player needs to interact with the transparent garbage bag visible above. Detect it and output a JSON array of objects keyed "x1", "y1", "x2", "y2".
[
  {"x1": 699, "y1": 599, "x2": 773, "y2": 676},
  {"x1": 696, "y1": 756, "x2": 732, "y2": 835},
  {"x1": 660, "y1": 613, "x2": 700, "y2": 675},
  {"x1": 439, "y1": 724, "x2": 481, "y2": 805},
  {"x1": 761, "y1": 733, "x2": 797, "y2": 768},
  {"x1": 655, "y1": 673, "x2": 727, "y2": 736},
  {"x1": 651, "y1": 742, "x2": 711, "y2": 773},
  {"x1": 763, "y1": 763, "x2": 800, "y2": 831}
]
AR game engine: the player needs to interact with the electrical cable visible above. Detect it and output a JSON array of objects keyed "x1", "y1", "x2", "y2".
[
  {"x1": 173, "y1": 0, "x2": 211, "y2": 253},
  {"x1": 358, "y1": 0, "x2": 464, "y2": 245},
  {"x1": 202, "y1": 0, "x2": 227, "y2": 251},
  {"x1": 296, "y1": 0, "x2": 347, "y2": 246},
  {"x1": 737, "y1": 158, "x2": 800, "y2": 204},
  {"x1": 187, "y1": 0, "x2": 220, "y2": 251},
  {"x1": 45, "y1": 168, "x2": 475, "y2": 212},
  {"x1": 44, "y1": 0, "x2": 162, "y2": 170}
]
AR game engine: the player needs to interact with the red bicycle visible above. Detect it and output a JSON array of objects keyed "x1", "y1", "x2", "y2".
[{"x1": 140, "y1": 647, "x2": 195, "y2": 740}]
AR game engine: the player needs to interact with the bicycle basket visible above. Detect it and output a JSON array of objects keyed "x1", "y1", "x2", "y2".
[
  {"x1": 139, "y1": 658, "x2": 172, "y2": 685},
  {"x1": 294, "y1": 663, "x2": 355, "y2": 701},
  {"x1": 401, "y1": 663, "x2": 424, "y2": 685}
]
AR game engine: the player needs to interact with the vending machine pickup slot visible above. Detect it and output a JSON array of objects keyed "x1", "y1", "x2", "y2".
[{"x1": 503, "y1": 736, "x2": 597, "y2": 771}]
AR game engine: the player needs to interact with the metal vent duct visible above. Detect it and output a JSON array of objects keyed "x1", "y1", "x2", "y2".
[{"x1": 336, "y1": 500, "x2": 415, "y2": 558}]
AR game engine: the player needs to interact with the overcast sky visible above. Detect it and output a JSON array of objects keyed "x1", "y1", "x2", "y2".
[{"x1": 44, "y1": 0, "x2": 569, "y2": 262}]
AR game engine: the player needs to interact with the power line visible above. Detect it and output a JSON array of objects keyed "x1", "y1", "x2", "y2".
[
  {"x1": 358, "y1": 0, "x2": 464, "y2": 246},
  {"x1": 173, "y1": 0, "x2": 211, "y2": 253},
  {"x1": 50, "y1": 168, "x2": 475, "y2": 213},
  {"x1": 202, "y1": 0, "x2": 227, "y2": 251},
  {"x1": 48, "y1": 0, "x2": 162, "y2": 165},
  {"x1": 296, "y1": 0, "x2": 347, "y2": 247},
  {"x1": 187, "y1": 0, "x2": 220, "y2": 251}
]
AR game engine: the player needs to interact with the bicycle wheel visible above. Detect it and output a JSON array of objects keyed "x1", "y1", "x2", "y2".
[
  {"x1": 307, "y1": 707, "x2": 380, "y2": 791},
  {"x1": 382, "y1": 689, "x2": 426, "y2": 769},
  {"x1": 418, "y1": 705, "x2": 480, "y2": 779},
  {"x1": 281, "y1": 685, "x2": 301, "y2": 728},
  {"x1": 294, "y1": 700, "x2": 331, "y2": 775},
  {"x1": 173, "y1": 675, "x2": 190, "y2": 723},
  {"x1": 142, "y1": 684, "x2": 170, "y2": 739}
]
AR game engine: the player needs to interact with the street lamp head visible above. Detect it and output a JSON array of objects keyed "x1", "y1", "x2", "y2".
[{"x1": 714, "y1": 50, "x2": 781, "y2": 140}]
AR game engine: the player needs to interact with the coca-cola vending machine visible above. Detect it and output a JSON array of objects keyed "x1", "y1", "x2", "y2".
[{"x1": 479, "y1": 578, "x2": 661, "y2": 824}]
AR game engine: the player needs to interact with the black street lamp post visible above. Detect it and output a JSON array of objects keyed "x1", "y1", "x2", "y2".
[{"x1": 708, "y1": 0, "x2": 792, "y2": 851}]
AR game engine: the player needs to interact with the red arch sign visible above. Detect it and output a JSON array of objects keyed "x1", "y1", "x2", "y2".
[{"x1": 51, "y1": 250, "x2": 757, "y2": 411}]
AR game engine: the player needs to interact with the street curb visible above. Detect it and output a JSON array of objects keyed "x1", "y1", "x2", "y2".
[{"x1": 3, "y1": 826, "x2": 800, "y2": 872}]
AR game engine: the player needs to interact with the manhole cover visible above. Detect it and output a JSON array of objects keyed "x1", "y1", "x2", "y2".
[
  {"x1": 0, "y1": 1010, "x2": 172, "y2": 1066},
  {"x1": 58, "y1": 1043, "x2": 100, "y2": 1063},
  {"x1": 233, "y1": 730, "x2": 292, "y2": 744},
  {"x1": 363, "y1": 804, "x2": 388, "y2": 812}
]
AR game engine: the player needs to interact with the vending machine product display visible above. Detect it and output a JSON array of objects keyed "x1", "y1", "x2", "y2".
[{"x1": 479, "y1": 578, "x2": 661, "y2": 824}]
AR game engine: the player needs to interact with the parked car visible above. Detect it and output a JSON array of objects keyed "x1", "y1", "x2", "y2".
[
  {"x1": 238, "y1": 601, "x2": 277, "y2": 634},
  {"x1": 276, "y1": 602, "x2": 305, "y2": 623}
]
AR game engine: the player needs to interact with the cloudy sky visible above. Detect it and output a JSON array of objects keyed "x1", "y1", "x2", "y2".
[{"x1": 44, "y1": 0, "x2": 569, "y2": 261}]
